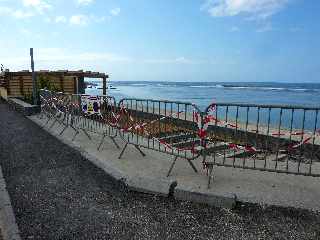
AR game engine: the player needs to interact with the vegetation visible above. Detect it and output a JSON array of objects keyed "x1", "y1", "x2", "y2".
[{"x1": 23, "y1": 75, "x2": 61, "y2": 105}]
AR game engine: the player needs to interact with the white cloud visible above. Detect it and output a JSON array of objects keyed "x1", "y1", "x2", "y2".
[
  {"x1": 0, "y1": 1, "x2": 50, "y2": 19},
  {"x1": 175, "y1": 57, "x2": 193, "y2": 64},
  {"x1": 20, "y1": 28, "x2": 32, "y2": 35},
  {"x1": 91, "y1": 15, "x2": 107, "y2": 23},
  {"x1": 44, "y1": 16, "x2": 51, "y2": 22},
  {"x1": 22, "y1": 0, "x2": 51, "y2": 13},
  {"x1": 0, "y1": 6, "x2": 11, "y2": 15},
  {"x1": 68, "y1": 14, "x2": 109, "y2": 25},
  {"x1": 0, "y1": 48, "x2": 132, "y2": 70},
  {"x1": 0, "y1": 7, "x2": 34, "y2": 19},
  {"x1": 202, "y1": 0, "x2": 289, "y2": 19},
  {"x1": 76, "y1": 52, "x2": 131, "y2": 62},
  {"x1": 76, "y1": 0, "x2": 94, "y2": 6},
  {"x1": 69, "y1": 15, "x2": 89, "y2": 25},
  {"x1": 12, "y1": 9, "x2": 34, "y2": 18},
  {"x1": 34, "y1": 48, "x2": 132, "y2": 62},
  {"x1": 55, "y1": 15, "x2": 67, "y2": 23},
  {"x1": 110, "y1": 7, "x2": 120, "y2": 16}
]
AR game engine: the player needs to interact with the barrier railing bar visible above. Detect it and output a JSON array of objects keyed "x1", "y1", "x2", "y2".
[
  {"x1": 298, "y1": 109, "x2": 306, "y2": 173},
  {"x1": 233, "y1": 106, "x2": 239, "y2": 167},
  {"x1": 243, "y1": 106, "x2": 249, "y2": 168},
  {"x1": 212, "y1": 102, "x2": 320, "y2": 111},
  {"x1": 254, "y1": 107, "x2": 260, "y2": 169},
  {"x1": 223, "y1": 106, "x2": 228, "y2": 164},
  {"x1": 275, "y1": 108, "x2": 283, "y2": 170},
  {"x1": 310, "y1": 110, "x2": 319, "y2": 174},
  {"x1": 287, "y1": 108, "x2": 294, "y2": 172},
  {"x1": 264, "y1": 107, "x2": 271, "y2": 169}
]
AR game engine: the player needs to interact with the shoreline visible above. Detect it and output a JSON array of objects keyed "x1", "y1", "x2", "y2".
[{"x1": 121, "y1": 103, "x2": 320, "y2": 146}]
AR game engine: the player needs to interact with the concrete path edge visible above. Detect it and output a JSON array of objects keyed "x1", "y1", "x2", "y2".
[
  {"x1": 174, "y1": 185, "x2": 237, "y2": 209},
  {"x1": 7, "y1": 98, "x2": 40, "y2": 116},
  {"x1": 28, "y1": 116, "x2": 237, "y2": 209}
]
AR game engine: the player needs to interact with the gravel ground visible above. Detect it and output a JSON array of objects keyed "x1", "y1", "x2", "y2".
[{"x1": 0, "y1": 100, "x2": 320, "y2": 240}]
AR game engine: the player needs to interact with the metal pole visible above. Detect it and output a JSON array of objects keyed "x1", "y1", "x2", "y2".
[
  {"x1": 102, "y1": 76, "x2": 107, "y2": 95},
  {"x1": 30, "y1": 48, "x2": 37, "y2": 105}
]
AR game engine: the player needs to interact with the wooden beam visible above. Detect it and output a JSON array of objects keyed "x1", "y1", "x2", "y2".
[
  {"x1": 73, "y1": 77, "x2": 77, "y2": 94},
  {"x1": 10, "y1": 71, "x2": 108, "y2": 79},
  {"x1": 19, "y1": 76, "x2": 24, "y2": 96},
  {"x1": 7, "y1": 74, "x2": 11, "y2": 95},
  {"x1": 60, "y1": 75, "x2": 64, "y2": 92}
]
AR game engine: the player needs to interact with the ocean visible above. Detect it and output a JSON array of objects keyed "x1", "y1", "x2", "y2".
[
  {"x1": 85, "y1": 81, "x2": 320, "y2": 130},
  {"x1": 85, "y1": 81, "x2": 320, "y2": 109}
]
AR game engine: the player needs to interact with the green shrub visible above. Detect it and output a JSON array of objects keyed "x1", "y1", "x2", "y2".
[{"x1": 23, "y1": 75, "x2": 62, "y2": 105}]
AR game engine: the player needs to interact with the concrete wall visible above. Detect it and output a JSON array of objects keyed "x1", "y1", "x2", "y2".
[{"x1": 0, "y1": 87, "x2": 8, "y2": 100}]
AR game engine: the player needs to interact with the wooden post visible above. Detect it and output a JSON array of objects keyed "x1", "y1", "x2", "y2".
[
  {"x1": 78, "y1": 76, "x2": 85, "y2": 94},
  {"x1": 7, "y1": 73, "x2": 11, "y2": 95},
  {"x1": 73, "y1": 77, "x2": 78, "y2": 94},
  {"x1": 60, "y1": 75, "x2": 64, "y2": 92},
  {"x1": 30, "y1": 48, "x2": 37, "y2": 105},
  {"x1": 102, "y1": 76, "x2": 107, "y2": 95}
]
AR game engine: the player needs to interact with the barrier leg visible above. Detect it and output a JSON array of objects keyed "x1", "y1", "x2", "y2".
[
  {"x1": 207, "y1": 164, "x2": 214, "y2": 189},
  {"x1": 59, "y1": 125, "x2": 68, "y2": 135},
  {"x1": 109, "y1": 136, "x2": 120, "y2": 149},
  {"x1": 167, "y1": 156, "x2": 178, "y2": 177},
  {"x1": 98, "y1": 133, "x2": 120, "y2": 151},
  {"x1": 82, "y1": 129, "x2": 92, "y2": 140},
  {"x1": 187, "y1": 159, "x2": 198, "y2": 173},
  {"x1": 49, "y1": 119, "x2": 58, "y2": 129},
  {"x1": 43, "y1": 116, "x2": 52, "y2": 127},
  {"x1": 69, "y1": 124, "x2": 78, "y2": 133},
  {"x1": 98, "y1": 133, "x2": 106, "y2": 150},
  {"x1": 134, "y1": 145, "x2": 146, "y2": 157},
  {"x1": 119, "y1": 142, "x2": 128, "y2": 159},
  {"x1": 38, "y1": 110, "x2": 45, "y2": 119},
  {"x1": 72, "y1": 131, "x2": 79, "y2": 141}
]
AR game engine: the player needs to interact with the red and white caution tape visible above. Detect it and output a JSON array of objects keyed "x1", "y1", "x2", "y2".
[
  {"x1": 288, "y1": 137, "x2": 312, "y2": 150},
  {"x1": 227, "y1": 143, "x2": 257, "y2": 153},
  {"x1": 114, "y1": 104, "x2": 203, "y2": 154},
  {"x1": 272, "y1": 130, "x2": 320, "y2": 140}
]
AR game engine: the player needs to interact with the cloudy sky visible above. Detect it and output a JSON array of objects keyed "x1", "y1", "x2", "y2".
[{"x1": 0, "y1": 0, "x2": 319, "y2": 82}]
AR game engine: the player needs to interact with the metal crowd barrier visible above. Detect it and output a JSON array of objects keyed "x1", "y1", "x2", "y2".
[
  {"x1": 68, "y1": 94, "x2": 119, "y2": 149},
  {"x1": 39, "y1": 90, "x2": 119, "y2": 149},
  {"x1": 202, "y1": 102, "x2": 320, "y2": 188},
  {"x1": 39, "y1": 90, "x2": 320, "y2": 188},
  {"x1": 117, "y1": 98, "x2": 204, "y2": 176},
  {"x1": 39, "y1": 90, "x2": 76, "y2": 134}
]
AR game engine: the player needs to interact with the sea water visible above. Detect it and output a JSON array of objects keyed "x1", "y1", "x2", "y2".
[{"x1": 85, "y1": 81, "x2": 320, "y2": 130}]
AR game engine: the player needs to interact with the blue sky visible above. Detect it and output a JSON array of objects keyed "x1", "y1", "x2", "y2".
[{"x1": 0, "y1": 0, "x2": 319, "y2": 82}]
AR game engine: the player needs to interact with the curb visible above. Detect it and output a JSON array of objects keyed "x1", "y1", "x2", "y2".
[
  {"x1": 0, "y1": 166, "x2": 22, "y2": 240},
  {"x1": 174, "y1": 185, "x2": 237, "y2": 209},
  {"x1": 28, "y1": 117, "x2": 177, "y2": 197},
  {"x1": 28, "y1": 116, "x2": 236, "y2": 209},
  {"x1": 126, "y1": 176, "x2": 177, "y2": 196},
  {"x1": 7, "y1": 98, "x2": 40, "y2": 116}
]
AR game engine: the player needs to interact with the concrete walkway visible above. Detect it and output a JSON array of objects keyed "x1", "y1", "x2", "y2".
[
  {"x1": 1, "y1": 101, "x2": 320, "y2": 240},
  {"x1": 29, "y1": 113, "x2": 320, "y2": 212}
]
